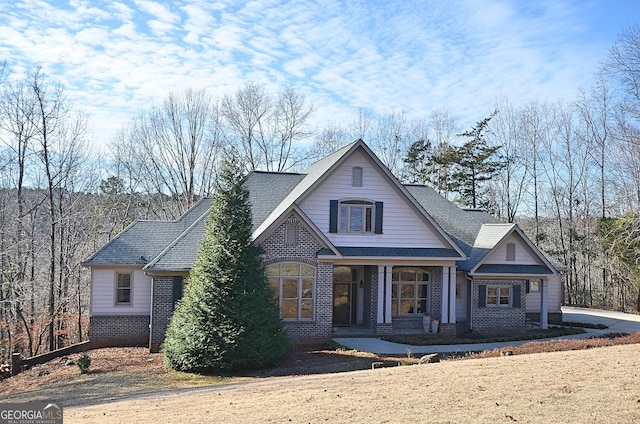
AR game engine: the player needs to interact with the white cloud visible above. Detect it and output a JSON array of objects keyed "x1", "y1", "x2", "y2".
[{"x1": 1, "y1": 0, "x2": 638, "y2": 154}]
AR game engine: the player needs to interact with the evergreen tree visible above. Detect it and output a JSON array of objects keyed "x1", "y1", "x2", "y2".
[
  {"x1": 450, "y1": 111, "x2": 503, "y2": 209},
  {"x1": 162, "y1": 158, "x2": 288, "y2": 373},
  {"x1": 403, "y1": 138, "x2": 458, "y2": 198}
]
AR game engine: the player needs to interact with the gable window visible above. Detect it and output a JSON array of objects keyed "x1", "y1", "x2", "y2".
[
  {"x1": 330, "y1": 200, "x2": 383, "y2": 234},
  {"x1": 352, "y1": 166, "x2": 363, "y2": 187},
  {"x1": 267, "y1": 262, "x2": 315, "y2": 321},
  {"x1": 506, "y1": 243, "x2": 516, "y2": 261},
  {"x1": 116, "y1": 273, "x2": 131, "y2": 305},
  {"x1": 391, "y1": 268, "x2": 430, "y2": 315},
  {"x1": 340, "y1": 200, "x2": 373, "y2": 233}
]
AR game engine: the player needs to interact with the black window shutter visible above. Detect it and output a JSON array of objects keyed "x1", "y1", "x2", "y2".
[
  {"x1": 512, "y1": 285, "x2": 521, "y2": 308},
  {"x1": 172, "y1": 276, "x2": 183, "y2": 308},
  {"x1": 329, "y1": 200, "x2": 338, "y2": 233},
  {"x1": 525, "y1": 280, "x2": 530, "y2": 293},
  {"x1": 374, "y1": 202, "x2": 383, "y2": 234},
  {"x1": 478, "y1": 284, "x2": 486, "y2": 308}
]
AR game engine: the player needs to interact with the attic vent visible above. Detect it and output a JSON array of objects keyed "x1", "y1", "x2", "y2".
[
  {"x1": 506, "y1": 243, "x2": 516, "y2": 261},
  {"x1": 352, "y1": 167, "x2": 363, "y2": 187},
  {"x1": 286, "y1": 222, "x2": 298, "y2": 245}
]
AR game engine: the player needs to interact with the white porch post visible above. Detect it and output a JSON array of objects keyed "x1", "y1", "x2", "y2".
[
  {"x1": 448, "y1": 266, "x2": 456, "y2": 324},
  {"x1": 377, "y1": 265, "x2": 385, "y2": 324},
  {"x1": 385, "y1": 265, "x2": 393, "y2": 324},
  {"x1": 441, "y1": 266, "x2": 450, "y2": 324},
  {"x1": 540, "y1": 280, "x2": 548, "y2": 329}
]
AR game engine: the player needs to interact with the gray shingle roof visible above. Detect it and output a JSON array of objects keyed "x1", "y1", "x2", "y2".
[
  {"x1": 84, "y1": 141, "x2": 559, "y2": 275},
  {"x1": 82, "y1": 198, "x2": 212, "y2": 267},
  {"x1": 405, "y1": 185, "x2": 499, "y2": 245},
  {"x1": 245, "y1": 171, "x2": 306, "y2": 233}
]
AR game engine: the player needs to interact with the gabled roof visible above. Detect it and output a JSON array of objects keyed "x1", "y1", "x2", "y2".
[
  {"x1": 84, "y1": 140, "x2": 561, "y2": 275},
  {"x1": 468, "y1": 224, "x2": 557, "y2": 275},
  {"x1": 250, "y1": 141, "x2": 358, "y2": 241},
  {"x1": 252, "y1": 139, "x2": 467, "y2": 259},
  {"x1": 405, "y1": 186, "x2": 560, "y2": 275}
]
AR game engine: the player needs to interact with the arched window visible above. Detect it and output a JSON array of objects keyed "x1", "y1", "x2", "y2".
[{"x1": 267, "y1": 262, "x2": 315, "y2": 320}]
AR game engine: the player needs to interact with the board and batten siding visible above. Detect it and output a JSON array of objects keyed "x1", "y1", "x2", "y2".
[
  {"x1": 482, "y1": 235, "x2": 541, "y2": 265},
  {"x1": 300, "y1": 150, "x2": 449, "y2": 249},
  {"x1": 90, "y1": 267, "x2": 152, "y2": 315},
  {"x1": 525, "y1": 274, "x2": 562, "y2": 313}
]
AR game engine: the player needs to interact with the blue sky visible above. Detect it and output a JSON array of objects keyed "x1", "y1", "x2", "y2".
[{"x1": 1, "y1": 0, "x2": 639, "y2": 154}]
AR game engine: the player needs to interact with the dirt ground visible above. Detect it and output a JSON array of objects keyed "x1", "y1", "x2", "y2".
[
  {"x1": 3, "y1": 335, "x2": 640, "y2": 422},
  {"x1": 63, "y1": 344, "x2": 640, "y2": 423}
]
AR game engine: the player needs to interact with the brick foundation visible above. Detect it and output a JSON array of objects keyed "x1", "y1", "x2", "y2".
[
  {"x1": 526, "y1": 311, "x2": 563, "y2": 325},
  {"x1": 89, "y1": 315, "x2": 149, "y2": 348}
]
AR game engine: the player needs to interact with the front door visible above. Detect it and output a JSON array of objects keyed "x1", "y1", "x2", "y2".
[{"x1": 333, "y1": 283, "x2": 350, "y2": 325}]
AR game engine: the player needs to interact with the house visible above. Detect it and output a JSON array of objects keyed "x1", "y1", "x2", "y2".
[{"x1": 82, "y1": 139, "x2": 563, "y2": 352}]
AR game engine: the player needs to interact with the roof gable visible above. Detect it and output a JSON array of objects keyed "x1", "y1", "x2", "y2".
[
  {"x1": 252, "y1": 140, "x2": 466, "y2": 259},
  {"x1": 469, "y1": 224, "x2": 558, "y2": 275}
]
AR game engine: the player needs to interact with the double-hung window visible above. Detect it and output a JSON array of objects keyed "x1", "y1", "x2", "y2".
[
  {"x1": 339, "y1": 200, "x2": 373, "y2": 233},
  {"x1": 267, "y1": 263, "x2": 315, "y2": 320},
  {"x1": 116, "y1": 273, "x2": 131, "y2": 305}
]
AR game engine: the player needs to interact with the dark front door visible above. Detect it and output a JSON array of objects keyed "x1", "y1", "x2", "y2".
[{"x1": 333, "y1": 283, "x2": 350, "y2": 325}]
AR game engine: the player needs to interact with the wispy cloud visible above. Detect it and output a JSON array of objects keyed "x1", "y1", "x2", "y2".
[{"x1": 0, "y1": 0, "x2": 638, "y2": 153}]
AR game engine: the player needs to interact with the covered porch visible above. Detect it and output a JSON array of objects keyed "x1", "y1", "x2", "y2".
[{"x1": 327, "y1": 261, "x2": 464, "y2": 336}]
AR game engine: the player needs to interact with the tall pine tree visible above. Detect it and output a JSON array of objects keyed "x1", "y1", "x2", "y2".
[
  {"x1": 450, "y1": 111, "x2": 503, "y2": 209},
  {"x1": 163, "y1": 158, "x2": 288, "y2": 373}
]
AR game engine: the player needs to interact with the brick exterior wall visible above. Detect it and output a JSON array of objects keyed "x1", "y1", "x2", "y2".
[
  {"x1": 471, "y1": 279, "x2": 527, "y2": 333},
  {"x1": 261, "y1": 215, "x2": 332, "y2": 342},
  {"x1": 150, "y1": 276, "x2": 177, "y2": 352},
  {"x1": 526, "y1": 312, "x2": 563, "y2": 325},
  {"x1": 89, "y1": 315, "x2": 149, "y2": 348}
]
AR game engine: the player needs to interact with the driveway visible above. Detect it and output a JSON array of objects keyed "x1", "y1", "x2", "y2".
[
  {"x1": 561, "y1": 306, "x2": 640, "y2": 333},
  {"x1": 334, "y1": 307, "x2": 640, "y2": 355}
]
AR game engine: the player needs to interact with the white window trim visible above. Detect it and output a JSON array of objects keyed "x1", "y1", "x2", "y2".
[
  {"x1": 391, "y1": 268, "x2": 431, "y2": 316},
  {"x1": 267, "y1": 263, "x2": 316, "y2": 321},
  {"x1": 338, "y1": 199, "x2": 374, "y2": 234},
  {"x1": 115, "y1": 272, "x2": 132, "y2": 306},
  {"x1": 486, "y1": 285, "x2": 512, "y2": 307}
]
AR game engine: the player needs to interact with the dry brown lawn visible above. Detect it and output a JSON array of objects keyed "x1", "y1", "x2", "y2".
[{"x1": 62, "y1": 344, "x2": 640, "y2": 423}]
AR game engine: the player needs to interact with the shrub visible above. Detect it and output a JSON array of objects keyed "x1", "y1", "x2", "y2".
[{"x1": 77, "y1": 353, "x2": 91, "y2": 374}]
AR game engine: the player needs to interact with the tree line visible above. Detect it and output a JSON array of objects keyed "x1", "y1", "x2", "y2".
[{"x1": 0, "y1": 24, "x2": 639, "y2": 363}]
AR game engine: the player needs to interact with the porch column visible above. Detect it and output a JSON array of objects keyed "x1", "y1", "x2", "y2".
[
  {"x1": 441, "y1": 266, "x2": 450, "y2": 324},
  {"x1": 540, "y1": 279, "x2": 548, "y2": 329},
  {"x1": 448, "y1": 267, "x2": 456, "y2": 324},
  {"x1": 385, "y1": 265, "x2": 393, "y2": 324},
  {"x1": 377, "y1": 265, "x2": 385, "y2": 324}
]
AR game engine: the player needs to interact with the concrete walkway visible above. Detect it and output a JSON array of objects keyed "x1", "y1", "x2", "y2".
[{"x1": 333, "y1": 306, "x2": 640, "y2": 355}]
